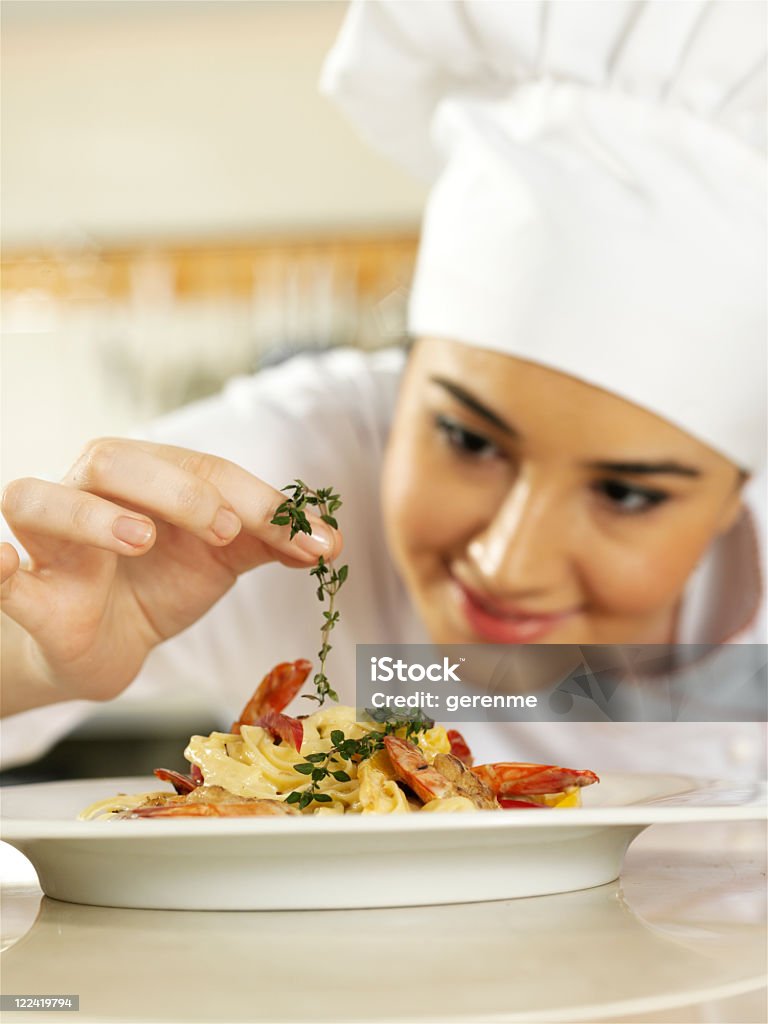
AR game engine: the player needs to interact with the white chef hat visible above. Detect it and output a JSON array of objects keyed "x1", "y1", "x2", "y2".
[{"x1": 321, "y1": 1, "x2": 767, "y2": 471}]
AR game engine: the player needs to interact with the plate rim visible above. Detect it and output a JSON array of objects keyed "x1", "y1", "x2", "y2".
[{"x1": 1, "y1": 772, "x2": 765, "y2": 840}]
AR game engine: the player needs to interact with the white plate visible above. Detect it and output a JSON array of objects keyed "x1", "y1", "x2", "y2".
[{"x1": 1, "y1": 773, "x2": 764, "y2": 911}]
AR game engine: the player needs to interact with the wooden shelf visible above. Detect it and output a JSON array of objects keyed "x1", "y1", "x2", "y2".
[{"x1": 1, "y1": 232, "x2": 419, "y2": 303}]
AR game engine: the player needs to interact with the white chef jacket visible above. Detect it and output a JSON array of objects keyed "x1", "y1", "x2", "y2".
[{"x1": 2, "y1": 348, "x2": 766, "y2": 777}]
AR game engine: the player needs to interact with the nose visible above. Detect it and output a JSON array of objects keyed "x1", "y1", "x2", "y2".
[{"x1": 465, "y1": 474, "x2": 575, "y2": 599}]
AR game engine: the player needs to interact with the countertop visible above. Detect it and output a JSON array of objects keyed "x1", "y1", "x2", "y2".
[{"x1": 1, "y1": 822, "x2": 766, "y2": 1024}]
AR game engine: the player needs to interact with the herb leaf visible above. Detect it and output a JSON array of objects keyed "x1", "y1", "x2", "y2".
[
  {"x1": 270, "y1": 480, "x2": 348, "y2": 706},
  {"x1": 287, "y1": 710, "x2": 432, "y2": 810}
]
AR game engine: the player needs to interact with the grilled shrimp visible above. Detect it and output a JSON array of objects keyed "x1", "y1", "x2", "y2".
[
  {"x1": 383, "y1": 735, "x2": 497, "y2": 808},
  {"x1": 383, "y1": 735, "x2": 456, "y2": 803},
  {"x1": 446, "y1": 729, "x2": 474, "y2": 766},
  {"x1": 432, "y1": 753, "x2": 498, "y2": 809},
  {"x1": 234, "y1": 659, "x2": 312, "y2": 724},
  {"x1": 231, "y1": 659, "x2": 311, "y2": 752},
  {"x1": 471, "y1": 763, "x2": 599, "y2": 799},
  {"x1": 153, "y1": 768, "x2": 200, "y2": 794},
  {"x1": 122, "y1": 786, "x2": 299, "y2": 818}
]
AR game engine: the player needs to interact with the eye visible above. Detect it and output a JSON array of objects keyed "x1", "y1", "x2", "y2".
[
  {"x1": 434, "y1": 414, "x2": 501, "y2": 460},
  {"x1": 594, "y1": 479, "x2": 669, "y2": 514}
]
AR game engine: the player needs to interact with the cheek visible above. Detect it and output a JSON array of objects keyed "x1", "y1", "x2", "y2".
[
  {"x1": 382, "y1": 438, "x2": 458, "y2": 560},
  {"x1": 382, "y1": 423, "x2": 491, "y2": 564},
  {"x1": 580, "y1": 513, "x2": 719, "y2": 614}
]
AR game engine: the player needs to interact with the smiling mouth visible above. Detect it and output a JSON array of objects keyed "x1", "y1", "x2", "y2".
[{"x1": 449, "y1": 577, "x2": 581, "y2": 643}]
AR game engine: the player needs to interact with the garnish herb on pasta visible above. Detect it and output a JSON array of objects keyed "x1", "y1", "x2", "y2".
[
  {"x1": 288, "y1": 710, "x2": 435, "y2": 810},
  {"x1": 270, "y1": 481, "x2": 348, "y2": 705}
]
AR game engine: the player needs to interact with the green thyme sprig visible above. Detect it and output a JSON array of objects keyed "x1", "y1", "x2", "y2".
[
  {"x1": 287, "y1": 711, "x2": 434, "y2": 810},
  {"x1": 363, "y1": 707, "x2": 435, "y2": 735},
  {"x1": 271, "y1": 480, "x2": 348, "y2": 705}
]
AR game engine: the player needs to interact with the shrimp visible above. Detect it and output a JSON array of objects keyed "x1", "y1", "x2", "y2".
[
  {"x1": 231, "y1": 659, "x2": 312, "y2": 752},
  {"x1": 383, "y1": 735, "x2": 498, "y2": 808},
  {"x1": 384, "y1": 738, "x2": 599, "y2": 811},
  {"x1": 153, "y1": 768, "x2": 200, "y2": 794},
  {"x1": 471, "y1": 763, "x2": 600, "y2": 800},
  {"x1": 126, "y1": 801, "x2": 299, "y2": 818},
  {"x1": 123, "y1": 786, "x2": 299, "y2": 818},
  {"x1": 383, "y1": 735, "x2": 456, "y2": 804},
  {"x1": 432, "y1": 753, "x2": 497, "y2": 809},
  {"x1": 446, "y1": 729, "x2": 474, "y2": 766},
  {"x1": 233, "y1": 659, "x2": 312, "y2": 725}
]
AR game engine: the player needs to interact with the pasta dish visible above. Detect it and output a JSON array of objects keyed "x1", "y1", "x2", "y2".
[{"x1": 80, "y1": 660, "x2": 598, "y2": 819}]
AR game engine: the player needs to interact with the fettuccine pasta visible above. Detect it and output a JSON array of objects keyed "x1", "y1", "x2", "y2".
[{"x1": 80, "y1": 707, "x2": 459, "y2": 819}]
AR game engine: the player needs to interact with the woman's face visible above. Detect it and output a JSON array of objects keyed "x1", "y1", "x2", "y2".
[{"x1": 381, "y1": 338, "x2": 745, "y2": 645}]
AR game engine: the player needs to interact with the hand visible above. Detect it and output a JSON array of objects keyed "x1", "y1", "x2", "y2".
[{"x1": 0, "y1": 438, "x2": 342, "y2": 709}]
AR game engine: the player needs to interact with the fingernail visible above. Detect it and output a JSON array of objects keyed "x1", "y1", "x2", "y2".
[
  {"x1": 212, "y1": 508, "x2": 241, "y2": 541},
  {"x1": 113, "y1": 516, "x2": 153, "y2": 547},
  {"x1": 293, "y1": 525, "x2": 332, "y2": 556}
]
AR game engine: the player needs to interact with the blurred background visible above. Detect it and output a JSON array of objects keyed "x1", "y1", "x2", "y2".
[
  {"x1": 1, "y1": 0, "x2": 427, "y2": 486},
  {"x1": 1, "y1": 0, "x2": 427, "y2": 779}
]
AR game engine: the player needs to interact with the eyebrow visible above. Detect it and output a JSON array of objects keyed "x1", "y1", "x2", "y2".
[
  {"x1": 430, "y1": 377, "x2": 703, "y2": 478},
  {"x1": 430, "y1": 377, "x2": 519, "y2": 436},
  {"x1": 586, "y1": 460, "x2": 702, "y2": 478}
]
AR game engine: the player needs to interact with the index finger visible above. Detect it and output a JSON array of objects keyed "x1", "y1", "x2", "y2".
[{"x1": 77, "y1": 440, "x2": 342, "y2": 563}]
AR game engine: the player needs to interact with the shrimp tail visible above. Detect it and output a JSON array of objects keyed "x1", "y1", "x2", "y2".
[{"x1": 233, "y1": 659, "x2": 312, "y2": 728}]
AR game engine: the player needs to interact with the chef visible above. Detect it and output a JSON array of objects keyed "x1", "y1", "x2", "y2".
[{"x1": 1, "y1": 1, "x2": 765, "y2": 778}]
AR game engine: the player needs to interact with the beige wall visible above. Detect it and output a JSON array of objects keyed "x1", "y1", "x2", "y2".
[
  {"x1": 1, "y1": 1, "x2": 427, "y2": 489},
  {"x1": 1, "y1": 0, "x2": 427, "y2": 247}
]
